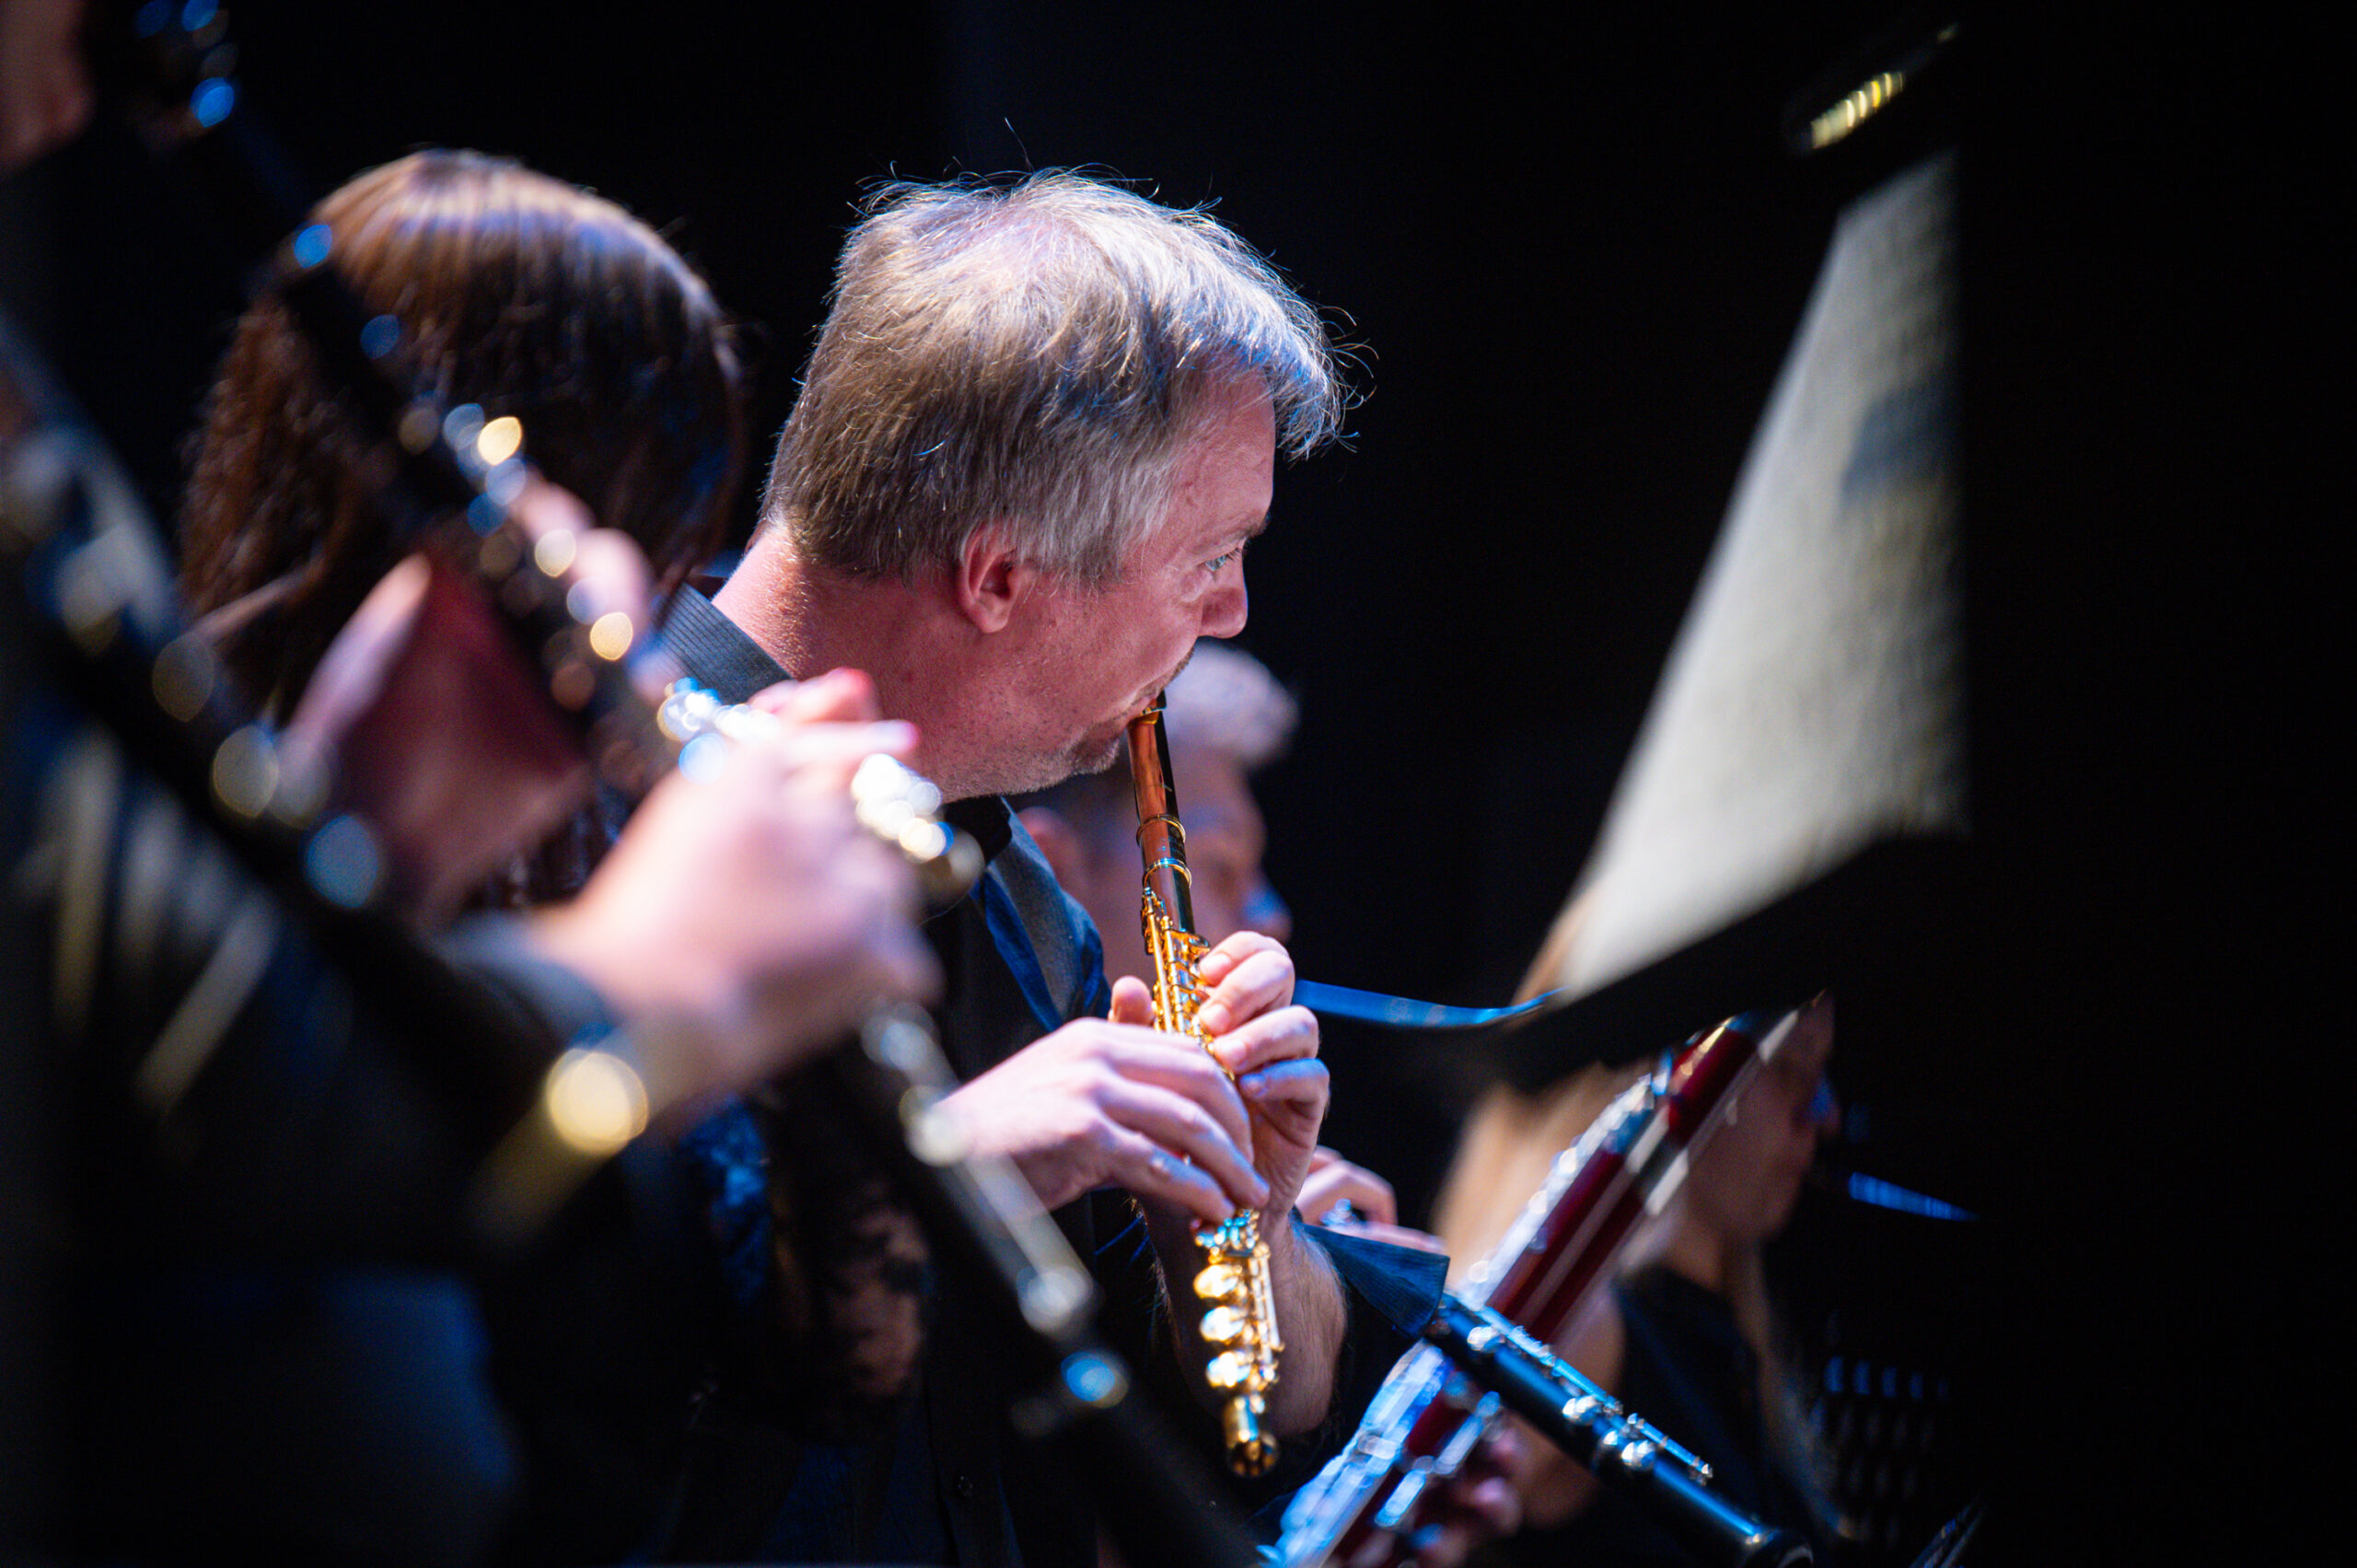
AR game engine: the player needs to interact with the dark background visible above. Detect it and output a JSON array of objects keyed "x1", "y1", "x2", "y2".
[
  {"x1": 4, "y1": 0, "x2": 1926, "y2": 1213},
  {"x1": 3, "y1": 3, "x2": 2333, "y2": 1560}
]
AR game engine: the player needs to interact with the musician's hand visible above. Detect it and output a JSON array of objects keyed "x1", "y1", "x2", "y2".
[
  {"x1": 1301, "y1": 1145, "x2": 1397, "y2": 1225},
  {"x1": 528, "y1": 706, "x2": 936, "y2": 1119},
  {"x1": 1348, "y1": 1426, "x2": 1524, "y2": 1568},
  {"x1": 737, "y1": 667, "x2": 899, "y2": 789},
  {"x1": 1301, "y1": 1148, "x2": 1448, "y2": 1253},
  {"x1": 935, "y1": 1010, "x2": 1270, "y2": 1227},
  {"x1": 1192, "y1": 931, "x2": 1326, "y2": 1226},
  {"x1": 286, "y1": 481, "x2": 631, "y2": 917},
  {"x1": 1103, "y1": 940, "x2": 1349, "y2": 1437}
]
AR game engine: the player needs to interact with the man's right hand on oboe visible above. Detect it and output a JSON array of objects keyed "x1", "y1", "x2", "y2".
[
  {"x1": 935, "y1": 1008, "x2": 1267, "y2": 1225},
  {"x1": 1122, "y1": 927, "x2": 1345, "y2": 1441},
  {"x1": 936, "y1": 923, "x2": 1347, "y2": 1435},
  {"x1": 1178, "y1": 930, "x2": 1328, "y2": 1229}
]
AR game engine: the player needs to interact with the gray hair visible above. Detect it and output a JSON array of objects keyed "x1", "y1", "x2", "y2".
[{"x1": 761, "y1": 170, "x2": 1346, "y2": 586}]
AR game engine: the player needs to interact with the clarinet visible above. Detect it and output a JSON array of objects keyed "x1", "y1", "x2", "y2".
[
  {"x1": 1127, "y1": 693, "x2": 1283, "y2": 1479},
  {"x1": 1424, "y1": 1298, "x2": 1812, "y2": 1568},
  {"x1": 1, "y1": 376, "x2": 1260, "y2": 1568},
  {"x1": 1274, "y1": 1011, "x2": 1801, "y2": 1567}
]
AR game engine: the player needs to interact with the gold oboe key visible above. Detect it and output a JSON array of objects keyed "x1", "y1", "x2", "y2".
[
  {"x1": 1206, "y1": 1351, "x2": 1254, "y2": 1390},
  {"x1": 1224, "y1": 1400, "x2": 1277, "y2": 1479},
  {"x1": 1129, "y1": 693, "x2": 1282, "y2": 1479},
  {"x1": 1201, "y1": 1304, "x2": 1250, "y2": 1344}
]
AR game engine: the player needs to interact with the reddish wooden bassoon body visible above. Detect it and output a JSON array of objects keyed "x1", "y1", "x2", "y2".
[{"x1": 1274, "y1": 1011, "x2": 1790, "y2": 1568}]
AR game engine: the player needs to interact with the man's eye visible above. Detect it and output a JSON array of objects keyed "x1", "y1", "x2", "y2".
[{"x1": 1204, "y1": 542, "x2": 1246, "y2": 575}]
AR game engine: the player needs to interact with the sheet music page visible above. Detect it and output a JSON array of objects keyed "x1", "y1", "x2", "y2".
[{"x1": 1546, "y1": 153, "x2": 1965, "y2": 1001}]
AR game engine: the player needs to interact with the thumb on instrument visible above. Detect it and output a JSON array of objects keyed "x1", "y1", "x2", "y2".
[{"x1": 1108, "y1": 974, "x2": 1156, "y2": 1028}]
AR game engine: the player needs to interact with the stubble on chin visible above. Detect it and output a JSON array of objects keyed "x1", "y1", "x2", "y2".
[
  {"x1": 961, "y1": 726, "x2": 1128, "y2": 801},
  {"x1": 1033, "y1": 728, "x2": 1127, "y2": 794},
  {"x1": 1076, "y1": 726, "x2": 1129, "y2": 778}
]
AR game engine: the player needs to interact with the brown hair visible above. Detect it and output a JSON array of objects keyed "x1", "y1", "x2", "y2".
[
  {"x1": 180, "y1": 149, "x2": 745, "y2": 712},
  {"x1": 763, "y1": 170, "x2": 1345, "y2": 587}
]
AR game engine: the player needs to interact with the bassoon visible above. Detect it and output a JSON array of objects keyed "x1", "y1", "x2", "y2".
[{"x1": 1274, "y1": 1010, "x2": 1808, "y2": 1567}]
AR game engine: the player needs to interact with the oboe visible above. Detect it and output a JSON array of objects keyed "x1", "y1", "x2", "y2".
[{"x1": 1127, "y1": 694, "x2": 1283, "y2": 1479}]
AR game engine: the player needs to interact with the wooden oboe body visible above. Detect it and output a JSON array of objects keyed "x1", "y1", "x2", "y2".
[{"x1": 1127, "y1": 694, "x2": 1283, "y2": 1479}]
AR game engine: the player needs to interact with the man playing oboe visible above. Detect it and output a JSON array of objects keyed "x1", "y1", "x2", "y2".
[{"x1": 664, "y1": 170, "x2": 1507, "y2": 1564}]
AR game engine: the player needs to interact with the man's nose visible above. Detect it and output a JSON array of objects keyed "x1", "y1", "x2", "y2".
[{"x1": 1203, "y1": 572, "x2": 1248, "y2": 639}]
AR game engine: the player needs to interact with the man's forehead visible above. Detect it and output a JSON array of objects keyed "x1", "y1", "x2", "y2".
[{"x1": 1183, "y1": 379, "x2": 1276, "y2": 474}]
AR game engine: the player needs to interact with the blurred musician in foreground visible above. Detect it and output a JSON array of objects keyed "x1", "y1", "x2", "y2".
[
  {"x1": 1436, "y1": 994, "x2": 1840, "y2": 1566},
  {"x1": 179, "y1": 146, "x2": 935, "y2": 1122},
  {"x1": 663, "y1": 169, "x2": 1482, "y2": 1563},
  {"x1": 14, "y1": 148, "x2": 934, "y2": 1565}
]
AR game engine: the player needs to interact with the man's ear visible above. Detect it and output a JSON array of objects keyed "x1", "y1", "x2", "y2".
[
  {"x1": 1016, "y1": 805, "x2": 1086, "y2": 889},
  {"x1": 952, "y1": 522, "x2": 1034, "y2": 633}
]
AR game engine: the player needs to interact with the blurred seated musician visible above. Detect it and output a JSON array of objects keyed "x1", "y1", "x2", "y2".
[
  {"x1": 17, "y1": 148, "x2": 933, "y2": 1568},
  {"x1": 1014, "y1": 640, "x2": 1523, "y2": 1568},
  {"x1": 1015, "y1": 639, "x2": 1441, "y2": 1256},
  {"x1": 1435, "y1": 994, "x2": 1841, "y2": 1567}
]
